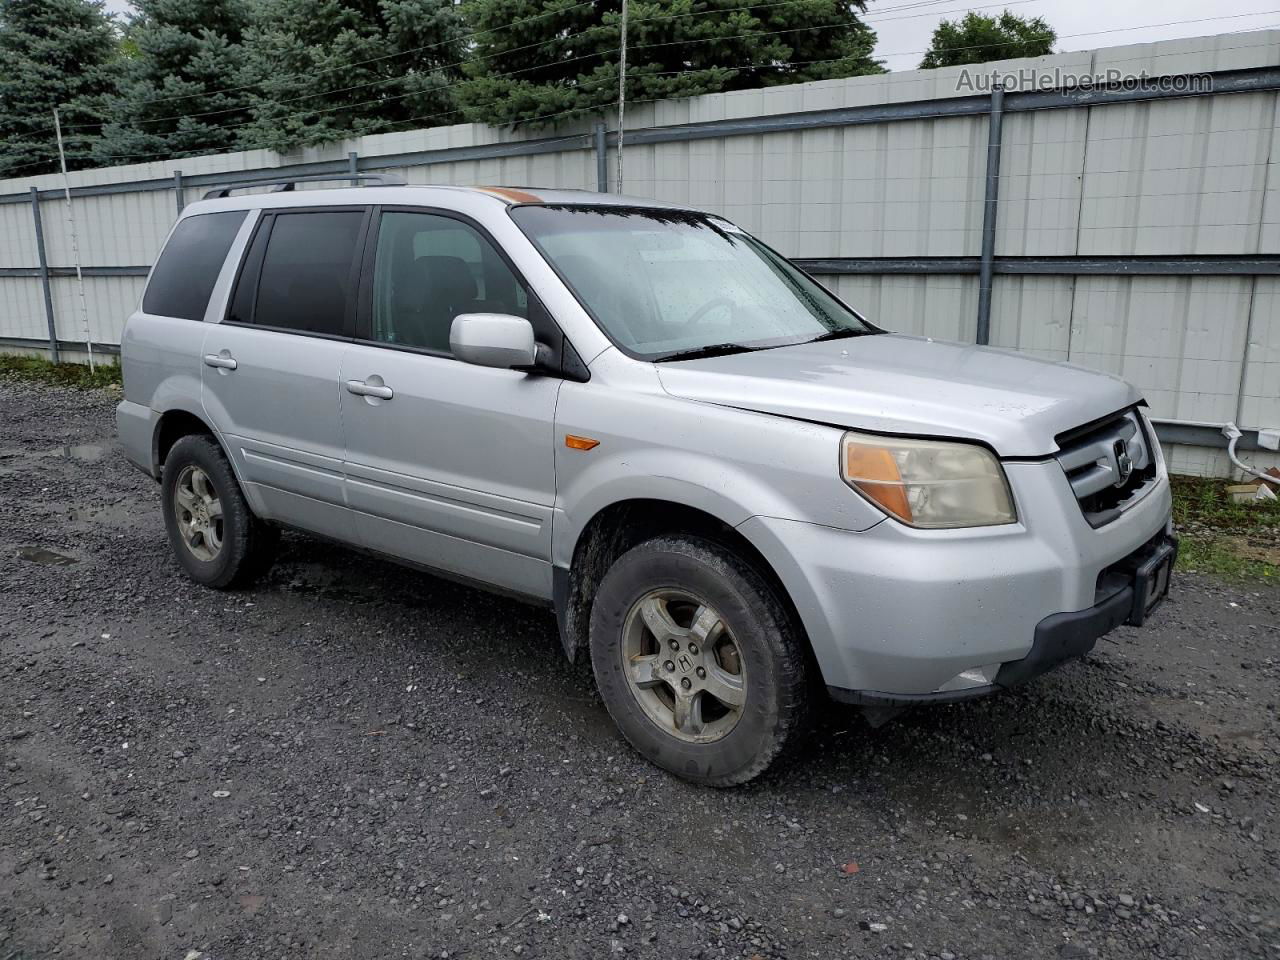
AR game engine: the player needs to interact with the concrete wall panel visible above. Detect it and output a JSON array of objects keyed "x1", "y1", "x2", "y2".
[
  {"x1": 997, "y1": 110, "x2": 1088, "y2": 257},
  {"x1": 1078, "y1": 92, "x2": 1276, "y2": 256},
  {"x1": 988, "y1": 276, "x2": 1074, "y2": 361},
  {"x1": 0, "y1": 278, "x2": 50, "y2": 343},
  {"x1": 831, "y1": 274, "x2": 977, "y2": 343},
  {"x1": 50, "y1": 275, "x2": 145, "y2": 345},
  {"x1": 0, "y1": 200, "x2": 39, "y2": 269},
  {"x1": 1068, "y1": 276, "x2": 1253, "y2": 423},
  {"x1": 1240, "y1": 277, "x2": 1280, "y2": 427}
]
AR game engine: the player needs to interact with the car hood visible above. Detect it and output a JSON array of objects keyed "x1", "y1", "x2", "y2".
[{"x1": 654, "y1": 334, "x2": 1141, "y2": 458}]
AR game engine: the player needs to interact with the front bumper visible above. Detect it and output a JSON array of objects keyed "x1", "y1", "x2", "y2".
[
  {"x1": 739, "y1": 457, "x2": 1175, "y2": 697},
  {"x1": 829, "y1": 532, "x2": 1177, "y2": 706}
]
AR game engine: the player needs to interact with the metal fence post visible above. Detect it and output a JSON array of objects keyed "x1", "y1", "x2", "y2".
[
  {"x1": 348, "y1": 151, "x2": 359, "y2": 186},
  {"x1": 975, "y1": 81, "x2": 1004, "y2": 346},
  {"x1": 594, "y1": 122, "x2": 608, "y2": 193},
  {"x1": 173, "y1": 169, "x2": 184, "y2": 216},
  {"x1": 29, "y1": 186, "x2": 60, "y2": 363}
]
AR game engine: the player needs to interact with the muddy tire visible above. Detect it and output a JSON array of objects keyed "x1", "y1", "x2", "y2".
[
  {"x1": 161, "y1": 434, "x2": 278, "y2": 589},
  {"x1": 589, "y1": 535, "x2": 812, "y2": 787}
]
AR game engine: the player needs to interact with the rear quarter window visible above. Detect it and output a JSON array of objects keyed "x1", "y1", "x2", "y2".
[{"x1": 143, "y1": 211, "x2": 247, "y2": 321}]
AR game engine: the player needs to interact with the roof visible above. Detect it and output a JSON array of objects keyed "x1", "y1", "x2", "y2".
[
  {"x1": 469, "y1": 186, "x2": 700, "y2": 211},
  {"x1": 183, "y1": 182, "x2": 701, "y2": 217}
]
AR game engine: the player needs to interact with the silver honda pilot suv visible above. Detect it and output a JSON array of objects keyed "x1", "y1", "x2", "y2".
[{"x1": 117, "y1": 179, "x2": 1177, "y2": 786}]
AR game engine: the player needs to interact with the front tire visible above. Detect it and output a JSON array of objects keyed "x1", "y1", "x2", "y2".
[
  {"x1": 162, "y1": 434, "x2": 278, "y2": 589},
  {"x1": 589, "y1": 535, "x2": 812, "y2": 786}
]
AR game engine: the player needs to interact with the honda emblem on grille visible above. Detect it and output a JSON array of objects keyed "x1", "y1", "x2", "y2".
[{"x1": 1113, "y1": 438, "x2": 1134, "y2": 484}]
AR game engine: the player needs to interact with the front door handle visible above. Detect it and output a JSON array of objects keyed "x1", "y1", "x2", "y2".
[
  {"x1": 203, "y1": 353, "x2": 238, "y2": 370},
  {"x1": 345, "y1": 379, "x2": 394, "y2": 400}
]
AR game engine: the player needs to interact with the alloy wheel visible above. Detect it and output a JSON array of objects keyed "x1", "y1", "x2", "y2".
[
  {"x1": 620, "y1": 589, "x2": 747, "y2": 743},
  {"x1": 173, "y1": 464, "x2": 223, "y2": 562}
]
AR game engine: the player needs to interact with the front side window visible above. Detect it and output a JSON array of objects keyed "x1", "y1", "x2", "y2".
[
  {"x1": 144, "y1": 211, "x2": 246, "y2": 321},
  {"x1": 509, "y1": 205, "x2": 876, "y2": 360},
  {"x1": 370, "y1": 211, "x2": 528, "y2": 353},
  {"x1": 249, "y1": 210, "x2": 365, "y2": 336}
]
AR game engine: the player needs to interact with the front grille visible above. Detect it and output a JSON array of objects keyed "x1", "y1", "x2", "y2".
[{"x1": 1055, "y1": 408, "x2": 1157, "y2": 528}]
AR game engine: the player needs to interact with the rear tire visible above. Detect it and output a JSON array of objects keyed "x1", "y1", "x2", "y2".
[
  {"x1": 161, "y1": 434, "x2": 277, "y2": 589},
  {"x1": 589, "y1": 535, "x2": 812, "y2": 786}
]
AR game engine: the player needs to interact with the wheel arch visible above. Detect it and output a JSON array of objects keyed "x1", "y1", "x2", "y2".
[
  {"x1": 554, "y1": 498, "x2": 809, "y2": 669},
  {"x1": 152, "y1": 406, "x2": 216, "y2": 477}
]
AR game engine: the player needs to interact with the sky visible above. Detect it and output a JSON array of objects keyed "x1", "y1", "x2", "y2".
[{"x1": 100, "y1": 0, "x2": 1279, "y2": 73}]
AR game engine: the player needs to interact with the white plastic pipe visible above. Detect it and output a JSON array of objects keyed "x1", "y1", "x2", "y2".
[
  {"x1": 1152, "y1": 417, "x2": 1280, "y2": 487},
  {"x1": 1221, "y1": 424, "x2": 1280, "y2": 487}
]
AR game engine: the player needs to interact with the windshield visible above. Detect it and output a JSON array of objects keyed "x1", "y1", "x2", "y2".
[{"x1": 509, "y1": 205, "x2": 877, "y2": 360}]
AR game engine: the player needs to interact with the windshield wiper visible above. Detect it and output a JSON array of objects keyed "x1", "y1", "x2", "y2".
[
  {"x1": 653, "y1": 342, "x2": 761, "y2": 362},
  {"x1": 805, "y1": 327, "x2": 878, "y2": 343}
]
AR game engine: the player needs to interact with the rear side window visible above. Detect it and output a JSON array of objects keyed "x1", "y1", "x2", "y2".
[
  {"x1": 143, "y1": 211, "x2": 246, "y2": 320},
  {"x1": 249, "y1": 210, "x2": 365, "y2": 336}
]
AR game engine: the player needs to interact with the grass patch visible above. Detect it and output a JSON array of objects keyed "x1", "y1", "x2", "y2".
[
  {"x1": 0, "y1": 353, "x2": 122, "y2": 389},
  {"x1": 1171, "y1": 475, "x2": 1280, "y2": 582}
]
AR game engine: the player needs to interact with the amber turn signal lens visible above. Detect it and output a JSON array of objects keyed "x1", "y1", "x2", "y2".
[
  {"x1": 842, "y1": 441, "x2": 912, "y2": 523},
  {"x1": 565, "y1": 434, "x2": 600, "y2": 451}
]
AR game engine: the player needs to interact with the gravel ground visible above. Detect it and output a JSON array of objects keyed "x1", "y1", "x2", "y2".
[{"x1": 1, "y1": 380, "x2": 1277, "y2": 960}]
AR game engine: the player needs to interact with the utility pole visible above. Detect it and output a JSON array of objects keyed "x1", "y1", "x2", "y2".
[
  {"x1": 53, "y1": 108, "x2": 95, "y2": 370},
  {"x1": 616, "y1": 0, "x2": 628, "y2": 194},
  {"x1": 975, "y1": 80, "x2": 1004, "y2": 347}
]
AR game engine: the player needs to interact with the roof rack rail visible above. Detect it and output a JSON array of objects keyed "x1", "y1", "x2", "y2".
[{"x1": 202, "y1": 172, "x2": 406, "y2": 200}]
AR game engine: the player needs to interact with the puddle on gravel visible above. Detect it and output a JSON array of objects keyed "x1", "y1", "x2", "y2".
[
  {"x1": 57, "y1": 444, "x2": 106, "y2": 462},
  {"x1": 17, "y1": 546, "x2": 78, "y2": 566},
  {"x1": 68, "y1": 501, "x2": 135, "y2": 525}
]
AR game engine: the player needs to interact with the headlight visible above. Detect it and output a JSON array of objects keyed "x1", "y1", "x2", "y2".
[{"x1": 840, "y1": 431, "x2": 1016, "y2": 528}]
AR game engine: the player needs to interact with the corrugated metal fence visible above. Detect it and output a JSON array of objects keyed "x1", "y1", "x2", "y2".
[{"x1": 2, "y1": 32, "x2": 1279, "y2": 476}]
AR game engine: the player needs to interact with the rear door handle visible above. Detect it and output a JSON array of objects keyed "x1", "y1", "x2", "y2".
[
  {"x1": 203, "y1": 353, "x2": 237, "y2": 370},
  {"x1": 345, "y1": 379, "x2": 393, "y2": 400}
]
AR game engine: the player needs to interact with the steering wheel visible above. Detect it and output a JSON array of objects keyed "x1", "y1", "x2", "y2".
[{"x1": 685, "y1": 297, "x2": 736, "y2": 326}]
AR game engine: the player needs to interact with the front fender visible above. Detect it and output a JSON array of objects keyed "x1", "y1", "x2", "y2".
[
  {"x1": 552, "y1": 464, "x2": 776, "y2": 568},
  {"x1": 551, "y1": 378, "x2": 884, "y2": 567}
]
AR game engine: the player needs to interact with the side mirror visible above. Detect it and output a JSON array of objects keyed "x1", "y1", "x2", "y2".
[{"x1": 450, "y1": 314, "x2": 537, "y2": 370}]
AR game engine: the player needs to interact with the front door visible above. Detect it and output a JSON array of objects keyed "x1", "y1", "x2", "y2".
[
  {"x1": 202, "y1": 207, "x2": 368, "y2": 540},
  {"x1": 339, "y1": 209, "x2": 560, "y2": 599}
]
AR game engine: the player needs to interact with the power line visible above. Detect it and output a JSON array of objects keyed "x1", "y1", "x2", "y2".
[
  {"x1": 63, "y1": 0, "x2": 982, "y2": 133},
  {"x1": 264, "y1": 26, "x2": 1280, "y2": 153},
  {"x1": 14, "y1": 9, "x2": 1278, "y2": 174},
  {"x1": 3, "y1": 23, "x2": 1268, "y2": 184},
  {"x1": 61, "y1": 0, "x2": 912, "y2": 145},
  {"x1": 74, "y1": 0, "x2": 601, "y2": 115},
  {"x1": 34, "y1": 15, "x2": 1269, "y2": 173},
  {"x1": 174, "y1": 1, "x2": 1050, "y2": 158},
  {"x1": 337, "y1": 24, "x2": 1280, "y2": 158},
  {"x1": 90, "y1": 1, "x2": 1278, "y2": 141}
]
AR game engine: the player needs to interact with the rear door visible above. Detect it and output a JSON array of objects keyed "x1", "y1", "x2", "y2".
[
  {"x1": 201, "y1": 206, "x2": 369, "y2": 540},
  {"x1": 339, "y1": 207, "x2": 561, "y2": 599},
  {"x1": 122, "y1": 209, "x2": 250, "y2": 464}
]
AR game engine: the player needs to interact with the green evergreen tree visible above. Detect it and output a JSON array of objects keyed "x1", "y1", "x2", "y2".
[
  {"x1": 0, "y1": 0, "x2": 120, "y2": 178},
  {"x1": 919, "y1": 10, "x2": 1055, "y2": 69},
  {"x1": 237, "y1": 0, "x2": 465, "y2": 152},
  {"x1": 92, "y1": 0, "x2": 253, "y2": 166},
  {"x1": 456, "y1": 0, "x2": 883, "y2": 128}
]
